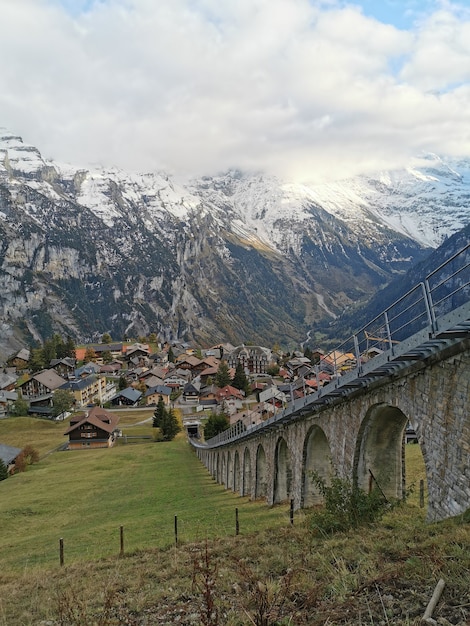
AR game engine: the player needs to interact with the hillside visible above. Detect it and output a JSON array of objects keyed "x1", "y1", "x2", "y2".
[
  {"x1": 0, "y1": 428, "x2": 468, "y2": 624},
  {"x1": 1, "y1": 128, "x2": 470, "y2": 358}
]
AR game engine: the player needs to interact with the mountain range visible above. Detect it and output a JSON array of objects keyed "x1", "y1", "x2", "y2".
[{"x1": 0, "y1": 127, "x2": 469, "y2": 359}]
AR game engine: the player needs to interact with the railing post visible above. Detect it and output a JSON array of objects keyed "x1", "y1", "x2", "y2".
[
  {"x1": 422, "y1": 280, "x2": 436, "y2": 330},
  {"x1": 384, "y1": 311, "x2": 393, "y2": 351},
  {"x1": 353, "y1": 334, "x2": 361, "y2": 374}
]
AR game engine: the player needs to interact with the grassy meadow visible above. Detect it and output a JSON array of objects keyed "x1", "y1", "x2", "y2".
[
  {"x1": 0, "y1": 412, "x2": 289, "y2": 573},
  {"x1": 1, "y1": 415, "x2": 469, "y2": 625}
]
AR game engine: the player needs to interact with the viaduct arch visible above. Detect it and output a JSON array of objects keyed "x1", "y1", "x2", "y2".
[{"x1": 193, "y1": 340, "x2": 470, "y2": 522}]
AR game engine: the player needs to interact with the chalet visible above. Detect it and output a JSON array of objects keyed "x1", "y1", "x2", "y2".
[
  {"x1": 8, "y1": 348, "x2": 30, "y2": 371},
  {"x1": 75, "y1": 343, "x2": 124, "y2": 362},
  {"x1": 226, "y1": 345, "x2": 271, "y2": 374},
  {"x1": 17, "y1": 369, "x2": 67, "y2": 403},
  {"x1": 215, "y1": 385, "x2": 244, "y2": 402},
  {"x1": 64, "y1": 406, "x2": 120, "y2": 450},
  {"x1": 150, "y1": 350, "x2": 169, "y2": 365},
  {"x1": 176, "y1": 355, "x2": 203, "y2": 372},
  {"x1": 50, "y1": 358, "x2": 76, "y2": 377},
  {"x1": 110, "y1": 387, "x2": 142, "y2": 406},
  {"x1": 60, "y1": 374, "x2": 107, "y2": 408},
  {"x1": 199, "y1": 366, "x2": 218, "y2": 385},
  {"x1": 0, "y1": 443, "x2": 22, "y2": 472},
  {"x1": 164, "y1": 369, "x2": 191, "y2": 389},
  {"x1": 0, "y1": 390, "x2": 17, "y2": 418},
  {"x1": 182, "y1": 380, "x2": 201, "y2": 403},
  {"x1": 75, "y1": 362, "x2": 101, "y2": 378},
  {"x1": 99, "y1": 361, "x2": 123, "y2": 375},
  {"x1": 123, "y1": 344, "x2": 150, "y2": 365},
  {"x1": 144, "y1": 385, "x2": 172, "y2": 406},
  {"x1": 0, "y1": 369, "x2": 18, "y2": 391}
]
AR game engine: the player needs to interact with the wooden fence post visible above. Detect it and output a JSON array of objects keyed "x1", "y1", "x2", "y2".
[
  {"x1": 120, "y1": 525, "x2": 124, "y2": 557},
  {"x1": 174, "y1": 515, "x2": 178, "y2": 545},
  {"x1": 59, "y1": 538, "x2": 64, "y2": 566},
  {"x1": 235, "y1": 507, "x2": 239, "y2": 536},
  {"x1": 290, "y1": 499, "x2": 294, "y2": 525}
]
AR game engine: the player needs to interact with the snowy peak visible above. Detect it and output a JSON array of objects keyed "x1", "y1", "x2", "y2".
[{"x1": 0, "y1": 128, "x2": 51, "y2": 176}]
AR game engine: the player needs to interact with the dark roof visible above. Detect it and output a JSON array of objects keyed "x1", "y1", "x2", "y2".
[
  {"x1": 61, "y1": 375, "x2": 97, "y2": 391},
  {"x1": 75, "y1": 363, "x2": 101, "y2": 377},
  {"x1": 144, "y1": 385, "x2": 172, "y2": 398},
  {"x1": 64, "y1": 406, "x2": 120, "y2": 435},
  {"x1": 110, "y1": 388, "x2": 142, "y2": 402},
  {"x1": 0, "y1": 443, "x2": 22, "y2": 465},
  {"x1": 50, "y1": 358, "x2": 76, "y2": 368}
]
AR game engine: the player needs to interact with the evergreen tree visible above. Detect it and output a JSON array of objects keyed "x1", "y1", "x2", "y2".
[
  {"x1": 168, "y1": 346, "x2": 175, "y2": 363},
  {"x1": 64, "y1": 335, "x2": 76, "y2": 359},
  {"x1": 203, "y1": 412, "x2": 230, "y2": 440},
  {"x1": 0, "y1": 458, "x2": 8, "y2": 481},
  {"x1": 160, "y1": 407, "x2": 180, "y2": 441},
  {"x1": 102, "y1": 332, "x2": 112, "y2": 344},
  {"x1": 153, "y1": 395, "x2": 166, "y2": 428},
  {"x1": 118, "y1": 375, "x2": 128, "y2": 391},
  {"x1": 232, "y1": 362, "x2": 250, "y2": 396},
  {"x1": 215, "y1": 360, "x2": 232, "y2": 388},
  {"x1": 42, "y1": 337, "x2": 57, "y2": 365},
  {"x1": 29, "y1": 347, "x2": 45, "y2": 373},
  {"x1": 102, "y1": 350, "x2": 113, "y2": 364}
]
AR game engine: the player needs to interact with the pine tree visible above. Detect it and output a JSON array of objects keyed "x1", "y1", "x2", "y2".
[
  {"x1": 160, "y1": 407, "x2": 180, "y2": 441},
  {"x1": 29, "y1": 347, "x2": 45, "y2": 373},
  {"x1": 232, "y1": 362, "x2": 250, "y2": 396},
  {"x1": 153, "y1": 395, "x2": 166, "y2": 428},
  {"x1": 64, "y1": 335, "x2": 76, "y2": 359},
  {"x1": 0, "y1": 458, "x2": 8, "y2": 481},
  {"x1": 215, "y1": 360, "x2": 232, "y2": 388}
]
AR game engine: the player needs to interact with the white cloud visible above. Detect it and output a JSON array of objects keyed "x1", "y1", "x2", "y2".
[{"x1": 0, "y1": 0, "x2": 470, "y2": 182}]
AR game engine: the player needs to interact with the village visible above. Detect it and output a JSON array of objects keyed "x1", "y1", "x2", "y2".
[{"x1": 0, "y1": 336, "x2": 364, "y2": 453}]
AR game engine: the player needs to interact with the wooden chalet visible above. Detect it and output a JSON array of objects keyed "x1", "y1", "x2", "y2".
[{"x1": 64, "y1": 406, "x2": 120, "y2": 450}]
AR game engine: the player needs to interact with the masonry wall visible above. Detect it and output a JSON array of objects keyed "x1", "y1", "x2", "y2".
[{"x1": 195, "y1": 341, "x2": 470, "y2": 522}]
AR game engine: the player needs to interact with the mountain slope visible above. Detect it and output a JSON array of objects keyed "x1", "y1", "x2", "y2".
[{"x1": 1, "y1": 128, "x2": 468, "y2": 358}]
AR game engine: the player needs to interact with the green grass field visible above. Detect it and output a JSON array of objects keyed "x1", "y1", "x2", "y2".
[
  {"x1": 2, "y1": 417, "x2": 468, "y2": 626},
  {"x1": 0, "y1": 415, "x2": 289, "y2": 572}
]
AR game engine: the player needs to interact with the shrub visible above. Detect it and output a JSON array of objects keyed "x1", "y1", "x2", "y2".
[{"x1": 309, "y1": 473, "x2": 390, "y2": 535}]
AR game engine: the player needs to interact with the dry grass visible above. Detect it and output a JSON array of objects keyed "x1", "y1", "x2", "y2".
[
  {"x1": 0, "y1": 503, "x2": 469, "y2": 625},
  {"x1": 0, "y1": 431, "x2": 468, "y2": 625}
]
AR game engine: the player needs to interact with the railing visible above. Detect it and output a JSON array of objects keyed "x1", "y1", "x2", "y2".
[{"x1": 200, "y1": 242, "x2": 470, "y2": 448}]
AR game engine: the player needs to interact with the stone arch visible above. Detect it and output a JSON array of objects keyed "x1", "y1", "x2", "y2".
[
  {"x1": 227, "y1": 451, "x2": 233, "y2": 489},
  {"x1": 221, "y1": 452, "x2": 227, "y2": 485},
  {"x1": 273, "y1": 437, "x2": 291, "y2": 504},
  {"x1": 301, "y1": 425, "x2": 333, "y2": 507},
  {"x1": 255, "y1": 444, "x2": 267, "y2": 499},
  {"x1": 242, "y1": 447, "x2": 252, "y2": 497},
  {"x1": 354, "y1": 403, "x2": 408, "y2": 499},
  {"x1": 233, "y1": 451, "x2": 240, "y2": 493}
]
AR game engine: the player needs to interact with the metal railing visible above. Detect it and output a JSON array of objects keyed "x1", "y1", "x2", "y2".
[{"x1": 198, "y1": 242, "x2": 470, "y2": 448}]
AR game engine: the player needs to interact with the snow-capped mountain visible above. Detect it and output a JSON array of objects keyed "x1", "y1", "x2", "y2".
[{"x1": 0, "y1": 127, "x2": 469, "y2": 358}]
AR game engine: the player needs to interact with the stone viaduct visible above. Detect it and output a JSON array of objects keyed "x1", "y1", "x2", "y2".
[{"x1": 192, "y1": 330, "x2": 470, "y2": 523}]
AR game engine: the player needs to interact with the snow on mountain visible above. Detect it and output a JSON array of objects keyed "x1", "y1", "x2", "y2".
[{"x1": 0, "y1": 127, "x2": 469, "y2": 358}]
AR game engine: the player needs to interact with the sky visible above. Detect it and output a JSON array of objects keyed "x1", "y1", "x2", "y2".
[{"x1": 1, "y1": 0, "x2": 470, "y2": 182}]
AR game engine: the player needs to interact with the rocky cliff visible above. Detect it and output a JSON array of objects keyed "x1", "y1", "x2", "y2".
[{"x1": 1, "y1": 128, "x2": 469, "y2": 358}]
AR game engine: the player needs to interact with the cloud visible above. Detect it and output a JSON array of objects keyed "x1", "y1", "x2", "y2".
[{"x1": 0, "y1": 0, "x2": 470, "y2": 182}]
